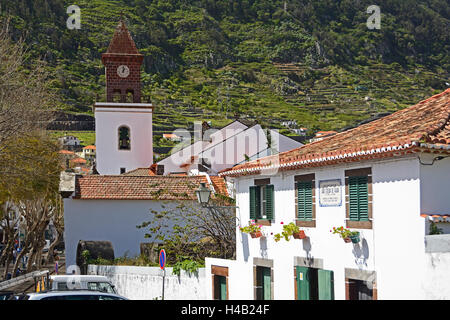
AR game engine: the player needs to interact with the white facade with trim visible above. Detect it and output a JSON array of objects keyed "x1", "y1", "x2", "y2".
[
  {"x1": 95, "y1": 103, "x2": 154, "y2": 175},
  {"x1": 206, "y1": 153, "x2": 450, "y2": 300}
]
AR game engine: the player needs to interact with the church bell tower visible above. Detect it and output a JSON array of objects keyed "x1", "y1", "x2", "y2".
[
  {"x1": 94, "y1": 19, "x2": 154, "y2": 175},
  {"x1": 102, "y1": 20, "x2": 143, "y2": 103}
]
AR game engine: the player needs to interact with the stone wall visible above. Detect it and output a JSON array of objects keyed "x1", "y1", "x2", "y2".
[{"x1": 87, "y1": 265, "x2": 207, "y2": 300}]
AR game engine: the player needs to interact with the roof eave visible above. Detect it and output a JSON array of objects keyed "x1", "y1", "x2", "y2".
[{"x1": 220, "y1": 141, "x2": 448, "y2": 177}]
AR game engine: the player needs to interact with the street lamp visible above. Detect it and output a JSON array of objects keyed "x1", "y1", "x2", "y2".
[{"x1": 196, "y1": 182, "x2": 211, "y2": 207}]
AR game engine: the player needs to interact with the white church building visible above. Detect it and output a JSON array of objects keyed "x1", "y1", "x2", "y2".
[{"x1": 61, "y1": 20, "x2": 232, "y2": 268}]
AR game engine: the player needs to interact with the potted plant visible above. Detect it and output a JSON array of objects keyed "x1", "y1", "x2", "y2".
[
  {"x1": 274, "y1": 222, "x2": 307, "y2": 242},
  {"x1": 240, "y1": 221, "x2": 263, "y2": 238},
  {"x1": 331, "y1": 226, "x2": 360, "y2": 244}
]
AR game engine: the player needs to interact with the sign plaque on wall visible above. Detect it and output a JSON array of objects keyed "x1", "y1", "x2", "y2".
[{"x1": 319, "y1": 179, "x2": 342, "y2": 207}]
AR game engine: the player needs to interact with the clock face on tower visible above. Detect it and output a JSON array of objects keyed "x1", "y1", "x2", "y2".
[{"x1": 117, "y1": 65, "x2": 130, "y2": 78}]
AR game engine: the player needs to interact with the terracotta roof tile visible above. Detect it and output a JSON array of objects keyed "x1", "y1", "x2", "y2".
[
  {"x1": 122, "y1": 168, "x2": 156, "y2": 176},
  {"x1": 105, "y1": 20, "x2": 140, "y2": 55},
  {"x1": 222, "y1": 89, "x2": 450, "y2": 177},
  {"x1": 421, "y1": 213, "x2": 450, "y2": 223},
  {"x1": 59, "y1": 150, "x2": 75, "y2": 155},
  {"x1": 210, "y1": 176, "x2": 229, "y2": 197},
  {"x1": 73, "y1": 175, "x2": 228, "y2": 200},
  {"x1": 70, "y1": 158, "x2": 87, "y2": 164}
]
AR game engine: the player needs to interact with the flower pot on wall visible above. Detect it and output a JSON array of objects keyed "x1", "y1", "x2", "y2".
[
  {"x1": 293, "y1": 230, "x2": 307, "y2": 240},
  {"x1": 250, "y1": 231, "x2": 263, "y2": 239},
  {"x1": 349, "y1": 233, "x2": 360, "y2": 244}
]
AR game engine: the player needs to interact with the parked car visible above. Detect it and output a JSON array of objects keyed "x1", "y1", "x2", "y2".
[
  {"x1": 22, "y1": 291, "x2": 128, "y2": 300},
  {"x1": 0, "y1": 291, "x2": 15, "y2": 300},
  {"x1": 49, "y1": 275, "x2": 117, "y2": 294}
]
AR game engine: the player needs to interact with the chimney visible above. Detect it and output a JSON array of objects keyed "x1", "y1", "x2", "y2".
[{"x1": 156, "y1": 165, "x2": 165, "y2": 176}]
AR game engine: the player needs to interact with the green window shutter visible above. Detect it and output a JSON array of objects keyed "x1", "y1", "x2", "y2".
[
  {"x1": 249, "y1": 186, "x2": 259, "y2": 220},
  {"x1": 219, "y1": 276, "x2": 227, "y2": 300},
  {"x1": 265, "y1": 184, "x2": 274, "y2": 220},
  {"x1": 262, "y1": 267, "x2": 271, "y2": 300},
  {"x1": 297, "y1": 181, "x2": 313, "y2": 220},
  {"x1": 296, "y1": 266, "x2": 310, "y2": 300},
  {"x1": 318, "y1": 269, "x2": 334, "y2": 300},
  {"x1": 348, "y1": 176, "x2": 369, "y2": 221}
]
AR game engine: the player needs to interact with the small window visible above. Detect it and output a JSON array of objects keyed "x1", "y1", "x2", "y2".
[
  {"x1": 120, "y1": 168, "x2": 126, "y2": 174},
  {"x1": 345, "y1": 168, "x2": 372, "y2": 229},
  {"x1": 348, "y1": 176, "x2": 369, "y2": 221},
  {"x1": 88, "y1": 282, "x2": 116, "y2": 294},
  {"x1": 260, "y1": 186, "x2": 267, "y2": 219},
  {"x1": 126, "y1": 90, "x2": 134, "y2": 103},
  {"x1": 250, "y1": 183, "x2": 274, "y2": 221},
  {"x1": 118, "y1": 126, "x2": 131, "y2": 150},
  {"x1": 113, "y1": 89, "x2": 121, "y2": 103},
  {"x1": 255, "y1": 266, "x2": 272, "y2": 300},
  {"x1": 297, "y1": 181, "x2": 313, "y2": 219}
]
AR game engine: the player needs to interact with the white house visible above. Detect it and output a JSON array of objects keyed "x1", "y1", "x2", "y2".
[
  {"x1": 81, "y1": 145, "x2": 96, "y2": 163},
  {"x1": 158, "y1": 120, "x2": 303, "y2": 176},
  {"x1": 162, "y1": 133, "x2": 183, "y2": 142},
  {"x1": 58, "y1": 135, "x2": 81, "y2": 150},
  {"x1": 205, "y1": 89, "x2": 450, "y2": 300},
  {"x1": 62, "y1": 173, "x2": 229, "y2": 268}
]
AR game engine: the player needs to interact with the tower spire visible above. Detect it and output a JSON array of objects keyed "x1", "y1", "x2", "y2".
[{"x1": 101, "y1": 19, "x2": 143, "y2": 103}]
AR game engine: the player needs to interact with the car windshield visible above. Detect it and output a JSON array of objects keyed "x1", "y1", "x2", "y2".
[
  {"x1": 87, "y1": 282, "x2": 116, "y2": 294},
  {"x1": 40, "y1": 294, "x2": 124, "y2": 300}
]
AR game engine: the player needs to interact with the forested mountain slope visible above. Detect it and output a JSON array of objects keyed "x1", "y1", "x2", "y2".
[{"x1": 1, "y1": 0, "x2": 449, "y2": 135}]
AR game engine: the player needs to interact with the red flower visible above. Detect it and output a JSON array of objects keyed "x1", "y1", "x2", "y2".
[{"x1": 280, "y1": 222, "x2": 284, "y2": 225}]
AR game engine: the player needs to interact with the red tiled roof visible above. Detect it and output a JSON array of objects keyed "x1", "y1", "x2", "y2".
[
  {"x1": 59, "y1": 150, "x2": 75, "y2": 155},
  {"x1": 73, "y1": 175, "x2": 228, "y2": 200},
  {"x1": 210, "y1": 176, "x2": 229, "y2": 197},
  {"x1": 180, "y1": 156, "x2": 198, "y2": 169},
  {"x1": 221, "y1": 89, "x2": 450, "y2": 177},
  {"x1": 70, "y1": 158, "x2": 87, "y2": 164},
  {"x1": 421, "y1": 213, "x2": 450, "y2": 223},
  {"x1": 163, "y1": 134, "x2": 179, "y2": 139},
  {"x1": 83, "y1": 145, "x2": 96, "y2": 150},
  {"x1": 122, "y1": 168, "x2": 156, "y2": 176},
  {"x1": 315, "y1": 131, "x2": 337, "y2": 136},
  {"x1": 104, "y1": 20, "x2": 141, "y2": 55}
]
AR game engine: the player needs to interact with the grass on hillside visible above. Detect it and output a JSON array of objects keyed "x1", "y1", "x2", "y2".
[{"x1": 48, "y1": 130, "x2": 96, "y2": 146}]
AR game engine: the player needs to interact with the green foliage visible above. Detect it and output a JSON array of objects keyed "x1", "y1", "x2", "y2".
[
  {"x1": 330, "y1": 226, "x2": 359, "y2": 239},
  {"x1": 0, "y1": 0, "x2": 448, "y2": 134},
  {"x1": 429, "y1": 222, "x2": 443, "y2": 235},
  {"x1": 239, "y1": 221, "x2": 262, "y2": 234},
  {"x1": 137, "y1": 198, "x2": 236, "y2": 264},
  {"x1": 81, "y1": 250, "x2": 90, "y2": 262},
  {"x1": 172, "y1": 258, "x2": 203, "y2": 276},
  {"x1": 48, "y1": 130, "x2": 96, "y2": 146},
  {"x1": 273, "y1": 222, "x2": 301, "y2": 242}
]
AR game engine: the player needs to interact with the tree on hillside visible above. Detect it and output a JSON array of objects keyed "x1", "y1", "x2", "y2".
[
  {"x1": 0, "y1": 22, "x2": 53, "y2": 155},
  {"x1": 0, "y1": 133, "x2": 62, "y2": 279},
  {"x1": 0, "y1": 21, "x2": 61, "y2": 279}
]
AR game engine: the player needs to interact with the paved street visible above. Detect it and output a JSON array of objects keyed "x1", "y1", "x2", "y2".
[{"x1": 0, "y1": 254, "x2": 66, "y2": 294}]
